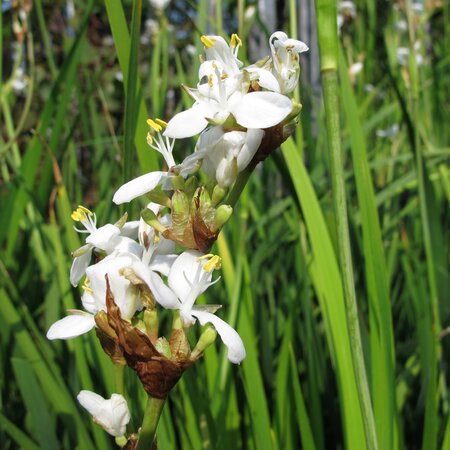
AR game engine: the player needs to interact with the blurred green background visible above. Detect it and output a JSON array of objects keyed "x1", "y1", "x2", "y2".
[{"x1": 0, "y1": 0, "x2": 449, "y2": 449}]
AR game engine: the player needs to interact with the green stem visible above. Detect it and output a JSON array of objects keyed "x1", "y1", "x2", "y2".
[
  {"x1": 114, "y1": 364, "x2": 125, "y2": 396},
  {"x1": 226, "y1": 167, "x2": 252, "y2": 208},
  {"x1": 315, "y1": 1, "x2": 378, "y2": 449},
  {"x1": 136, "y1": 396, "x2": 166, "y2": 450}
]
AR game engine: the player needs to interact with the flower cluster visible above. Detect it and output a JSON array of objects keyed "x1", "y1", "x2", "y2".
[{"x1": 48, "y1": 32, "x2": 307, "y2": 444}]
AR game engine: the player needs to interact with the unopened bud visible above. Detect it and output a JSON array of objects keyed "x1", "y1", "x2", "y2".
[
  {"x1": 191, "y1": 326, "x2": 217, "y2": 359},
  {"x1": 141, "y1": 208, "x2": 166, "y2": 233},
  {"x1": 214, "y1": 205, "x2": 233, "y2": 229},
  {"x1": 211, "y1": 185, "x2": 227, "y2": 206}
]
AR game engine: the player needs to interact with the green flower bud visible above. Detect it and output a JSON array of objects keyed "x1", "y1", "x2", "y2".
[
  {"x1": 214, "y1": 204, "x2": 233, "y2": 229},
  {"x1": 191, "y1": 326, "x2": 218, "y2": 359},
  {"x1": 212, "y1": 185, "x2": 227, "y2": 206},
  {"x1": 141, "y1": 208, "x2": 166, "y2": 233}
]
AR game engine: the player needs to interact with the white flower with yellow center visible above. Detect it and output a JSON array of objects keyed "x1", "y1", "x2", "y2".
[
  {"x1": 70, "y1": 206, "x2": 142, "y2": 286},
  {"x1": 113, "y1": 119, "x2": 194, "y2": 205},
  {"x1": 141, "y1": 250, "x2": 246, "y2": 364},
  {"x1": 164, "y1": 35, "x2": 293, "y2": 139},
  {"x1": 268, "y1": 32, "x2": 309, "y2": 94},
  {"x1": 47, "y1": 253, "x2": 141, "y2": 340}
]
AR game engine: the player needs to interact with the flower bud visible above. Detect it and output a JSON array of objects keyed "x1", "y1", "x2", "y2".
[
  {"x1": 141, "y1": 208, "x2": 166, "y2": 233},
  {"x1": 191, "y1": 326, "x2": 218, "y2": 359},
  {"x1": 214, "y1": 205, "x2": 233, "y2": 229},
  {"x1": 211, "y1": 185, "x2": 227, "y2": 206}
]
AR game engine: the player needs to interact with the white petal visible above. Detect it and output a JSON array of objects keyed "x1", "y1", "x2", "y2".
[
  {"x1": 86, "y1": 224, "x2": 120, "y2": 249},
  {"x1": 191, "y1": 309, "x2": 246, "y2": 364},
  {"x1": 246, "y1": 67, "x2": 281, "y2": 92},
  {"x1": 150, "y1": 254, "x2": 177, "y2": 276},
  {"x1": 113, "y1": 171, "x2": 166, "y2": 205},
  {"x1": 77, "y1": 390, "x2": 105, "y2": 417},
  {"x1": 163, "y1": 106, "x2": 209, "y2": 139},
  {"x1": 231, "y1": 92, "x2": 292, "y2": 129},
  {"x1": 236, "y1": 129, "x2": 265, "y2": 170},
  {"x1": 77, "y1": 391, "x2": 130, "y2": 437},
  {"x1": 112, "y1": 236, "x2": 143, "y2": 258},
  {"x1": 120, "y1": 221, "x2": 140, "y2": 239},
  {"x1": 46, "y1": 314, "x2": 95, "y2": 340},
  {"x1": 130, "y1": 260, "x2": 180, "y2": 309},
  {"x1": 70, "y1": 248, "x2": 93, "y2": 287},
  {"x1": 168, "y1": 250, "x2": 210, "y2": 302}
]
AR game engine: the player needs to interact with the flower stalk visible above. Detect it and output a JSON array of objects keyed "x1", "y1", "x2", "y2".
[
  {"x1": 315, "y1": 0, "x2": 378, "y2": 449},
  {"x1": 136, "y1": 396, "x2": 166, "y2": 450}
]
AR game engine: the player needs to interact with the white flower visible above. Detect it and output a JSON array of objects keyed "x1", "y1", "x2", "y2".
[
  {"x1": 396, "y1": 45, "x2": 423, "y2": 67},
  {"x1": 47, "y1": 253, "x2": 142, "y2": 340},
  {"x1": 183, "y1": 126, "x2": 264, "y2": 187},
  {"x1": 148, "y1": 0, "x2": 171, "y2": 10},
  {"x1": 141, "y1": 250, "x2": 246, "y2": 364},
  {"x1": 136, "y1": 202, "x2": 177, "y2": 274},
  {"x1": 268, "y1": 32, "x2": 308, "y2": 94},
  {"x1": 70, "y1": 206, "x2": 142, "y2": 286},
  {"x1": 376, "y1": 124, "x2": 400, "y2": 138},
  {"x1": 164, "y1": 50, "x2": 293, "y2": 139},
  {"x1": 113, "y1": 119, "x2": 191, "y2": 205},
  {"x1": 201, "y1": 34, "x2": 243, "y2": 76},
  {"x1": 77, "y1": 391, "x2": 130, "y2": 437}
]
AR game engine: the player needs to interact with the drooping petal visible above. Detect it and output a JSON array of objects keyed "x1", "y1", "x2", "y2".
[
  {"x1": 46, "y1": 314, "x2": 96, "y2": 340},
  {"x1": 77, "y1": 391, "x2": 130, "y2": 437},
  {"x1": 113, "y1": 171, "x2": 166, "y2": 205},
  {"x1": 164, "y1": 105, "x2": 210, "y2": 139},
  {"x1": 231, "y1": 91, "x2": 292, "y2": 129},
  {"x1": 70, "y1": 247, "x2": 93, "y2": 287},
  {"x1": 133, "y1": 265, "x2": 180, "y2": 309},
  {"x1": 191, "y1": 309, "x2": 246, "y2": 364},
  {"x1": 167, "y1": 250, "x2": 211, "y2": 303}
]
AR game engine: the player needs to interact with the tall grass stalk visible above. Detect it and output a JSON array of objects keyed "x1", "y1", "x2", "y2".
[{"x1": 314, "y1": 0, "x2": 378, "y2": 449}]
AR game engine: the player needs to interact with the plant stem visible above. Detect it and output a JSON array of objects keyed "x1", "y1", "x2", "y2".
[
  {"x1": 315, "y1": 1, "x2": 378, "y2": 449},
  {"x1": 136, "y1": 396, "x2": 166, "y2": 450},
  {"x1": 227, "y1": 167, "x2": 252, "y2": 208},
  {"x1": 114, "y1": 364, "x2": 125, "y2": 395}
]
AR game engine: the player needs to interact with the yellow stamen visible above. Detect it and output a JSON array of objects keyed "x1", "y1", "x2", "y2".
[
  {"x1": 82, "y1": 278, "x2": 93, "y2": 294},
  {"x1": 197, "y1": 254, "x2": 222, "y2": 272},
  {"x1": 146, "y1": 132, "x2": 153, "y2": 145},
  {"x1": 201, "y1": 35, "x2": 216, "y2": 48},
  {"x1": 208, "y1": 74, "x2": 214, "y2": 87},
  {"x1": 71, "y1": 205, "x2": 93, "y2": 222},
  {"x1": 230, "y1": 34, "x2": 242, "y2": 48},
  {"x1": 155, "y1": 118, "x2": 167, "y2": 128},
  {"x1": 147, "y1": 118, "x2": 163, "y2": 133}
]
